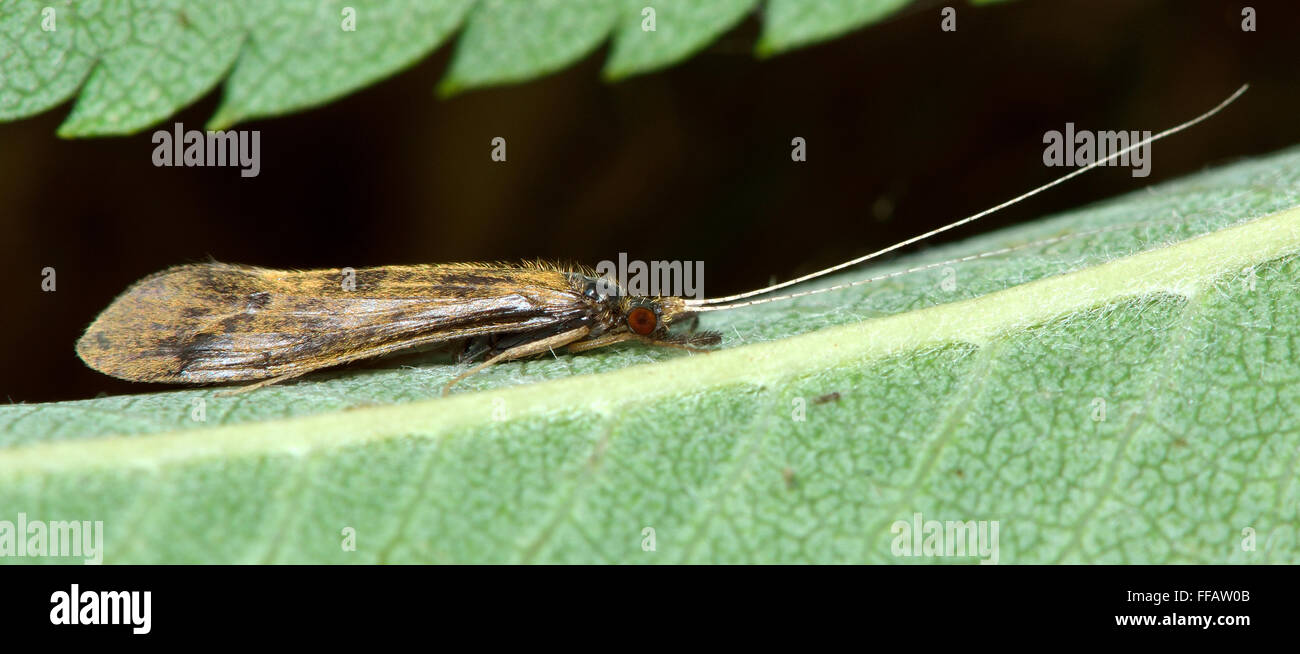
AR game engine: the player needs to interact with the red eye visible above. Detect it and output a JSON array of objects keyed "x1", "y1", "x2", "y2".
[{"x1": 627, "y1": 307, "x2": 657, "y2": 336}]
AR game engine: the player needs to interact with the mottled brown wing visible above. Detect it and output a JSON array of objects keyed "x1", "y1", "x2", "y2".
[{"x1": 76, "y1": 263, "x2": 587, "y2": 383}]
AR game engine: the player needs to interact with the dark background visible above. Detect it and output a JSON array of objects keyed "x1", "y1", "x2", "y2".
[{"x1": 3, "y1": 0, "x2": 1297, "y2": 403}]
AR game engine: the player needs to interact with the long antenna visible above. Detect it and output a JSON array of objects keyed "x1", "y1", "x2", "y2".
[
  {"x1": 687, "y1": 215, "x2": 1224, "y2": 312},
  {"x1": 686, "y1": 84, "x2": 1249, "y2": 308}
]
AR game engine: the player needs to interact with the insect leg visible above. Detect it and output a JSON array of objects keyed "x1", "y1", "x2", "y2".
[
  {"x1": 459, "y1": 332, "x2": 501, "y2": 363},
  {"x1": 215, "y1": 369, "x2": 312, "y2": 396},
  {"x1": 633, "y1": 335, "x2": 715, "y2": 354},
  {"x1": 569, "y1": 329, "x2": 722, "y2": 355},
  {"x1": 566, "y1": 332, "x2": 636, "y2": 353},
  {"x1": 442, "y1": 325, "x2": 592, "y2": 396}
]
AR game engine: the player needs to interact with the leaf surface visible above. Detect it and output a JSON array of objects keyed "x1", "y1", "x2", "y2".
[
  {"x1": 4, "y1": 147, "x2": 1300, "y2": 563},
  {"x1": 0, "y1": 0, "x2": 967, "y2": 134}
]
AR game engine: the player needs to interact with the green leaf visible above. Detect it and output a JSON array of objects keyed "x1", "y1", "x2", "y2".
[
  {"x1": 758, "y1": 0, "x2": 911, "y2": 56},
  {"x1": 5, "y1": 147, "x2": 1300, "y2": 563},
  {"x1": 0, "y1": 0, "x2": 96, "y2": 124},
  {"x1": 603, "y1": 0, "x2": 758, "y2": 81},
  {"x1": 60, "y1": 1, "x2": 244, "y2": 136},
  {"x1": 439, "y1": 0, "x2": 618, "y2": 96},
  {"x1": 0, "y1": 0, "x2": 242, "y2": 136},
  {"x1": 2, "y1": 0, "x2": 1020, "y2": 134},
  {"x1": 209, "y1": 0, "x2": 473, "y2": 130}
]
